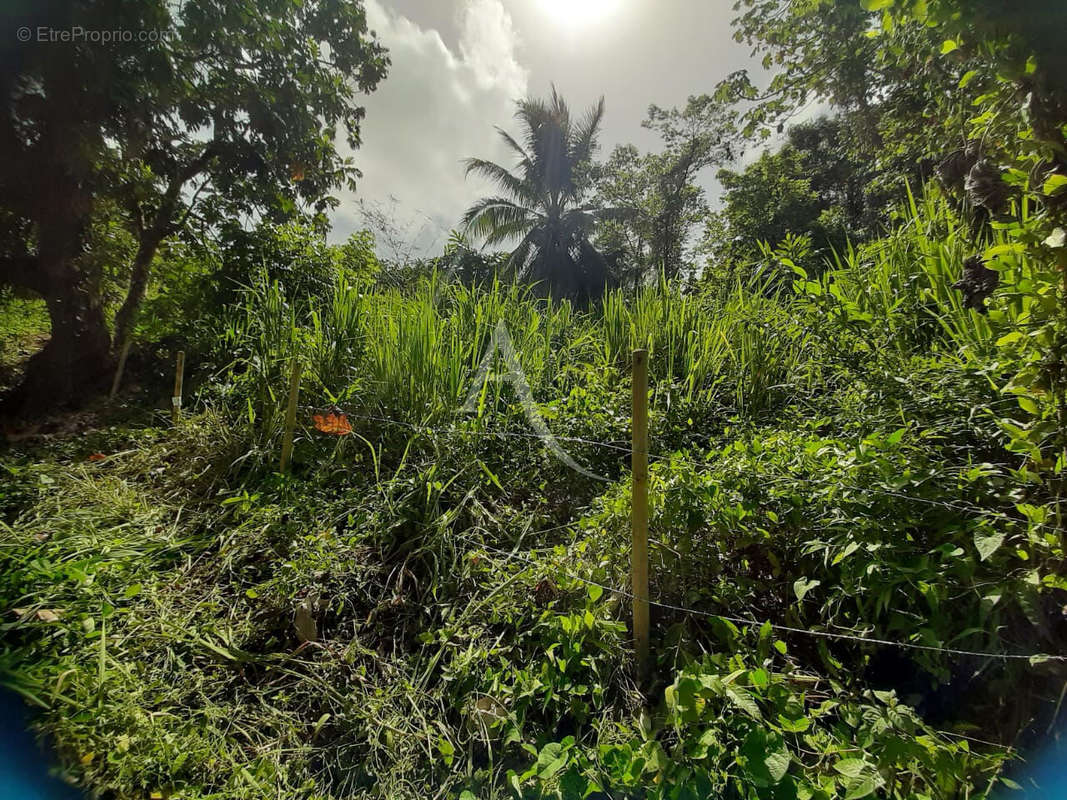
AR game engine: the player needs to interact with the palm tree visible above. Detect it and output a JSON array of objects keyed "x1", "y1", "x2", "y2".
[{"x1": 461, "y1": 88, "x2": 613, "y2": 302}]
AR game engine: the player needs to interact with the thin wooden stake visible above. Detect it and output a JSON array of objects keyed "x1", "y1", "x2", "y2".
[
  {"x1": 171, "y1": 350, "x2": 185, "y2": 424},
  {"x1": 279, "y1": 359, "x2": 302, "y2": 473},
  {"x1": 109, "y1": 337, "x2": 132, "y2": 401},
  {"x1": 631, "y1": 348, "x2": 650, "y2": 682}
]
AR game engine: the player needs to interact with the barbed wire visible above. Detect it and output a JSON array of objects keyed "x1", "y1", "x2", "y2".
[
  {"x1": 453, "y1": 528, "x2": 1065, "y2": 664},
  {"x1": 297, "y1": 404, "x2": 1066, "y2": 538},
  {"x1": 457, "y1": 528, "x2": 1035, "y2": 749}
]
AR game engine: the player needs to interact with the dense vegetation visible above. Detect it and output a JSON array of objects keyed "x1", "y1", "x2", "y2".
[{"x1": 2, "y1": 0, "x2": 1067, "y2": 798}]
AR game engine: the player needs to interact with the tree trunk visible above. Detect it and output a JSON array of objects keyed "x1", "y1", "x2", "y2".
[
  {"x1": 2, "y1": 261, "x2": 111, "y2": 416},
  {"x1": 111, "y1": 235, "x2": 161, "y2": 358},
  {"x1": 110, "y1": 150, "x2": 213, "y2": 357}
]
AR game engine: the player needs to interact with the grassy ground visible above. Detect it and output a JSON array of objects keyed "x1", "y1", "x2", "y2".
[
  {"x1": 0, "y1": 294, "x2": 48, "y2": 396},
  {"x1": 1, "y1": 191, "x2": 1065, "y2": 798}
]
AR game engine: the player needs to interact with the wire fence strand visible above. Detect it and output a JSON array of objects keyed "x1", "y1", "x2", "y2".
[
  {"x1": 455, "y1": 529, "x2": 1067, "y2": 664},
  {"x1": 292, "y1": 403, "x2": 1066, "y2": 663},
  {"x1": 298, "y1": 404, "x2": 1067, "y2": 538}
]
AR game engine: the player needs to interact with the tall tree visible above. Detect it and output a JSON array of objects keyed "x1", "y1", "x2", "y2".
[
  {"x1": 642, "y1": 97, "x2": 737, "y2": 280},
  {"x1": 0, "y1": 0, "x2": 388, "y2": 412},
  {"x1": 462, "y1": 88, "x2": 612, "y2": 302},
  {"x1": 705, "y1": 115, "x2": 896, "y2": 270},
  {"x1": 594, "y1": 97, "x2": 736, "y2": 287},
  {"x1": 593, "y1": 145, "x2": 659, "y2": 292}
]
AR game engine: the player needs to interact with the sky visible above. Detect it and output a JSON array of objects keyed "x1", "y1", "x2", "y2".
[{"x1": 328, "y1": 0, "x2": 766, "y2": 255}]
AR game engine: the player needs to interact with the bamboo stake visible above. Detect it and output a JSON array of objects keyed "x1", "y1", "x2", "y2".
[
  {"x1": 631, "y1": 348, "x2": 650, "y2": 682},
  {"x1": 171, "y1": 350, "x2": 185, "y2": 424},
  {"x1": 279, "y1": 359, "x2": 302, "y2": 473},
  {"x1": 109, "y1": 337, "x2": 132, "y2": 401}
]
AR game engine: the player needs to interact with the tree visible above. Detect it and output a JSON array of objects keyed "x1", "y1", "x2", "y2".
[
  {"x1": 593, "y1": 145, "x2": 659, "y2": 292},
  {"x1": 716, "y1": 0, "x2": 983, "y2": 189},
  {"x1": 705, "y1": 116, "x2": 896, "y2": 271},
  {"x1": 436, "y1": 231, "x2": 508, "y2": 288},
  {"x1": 213, "y1": 220, "x2": 379, "y2": 310},
  {"x1": 594, "y1": 97, "x2": 736, "y2": 288},
  {"x1": 462, "y1": 88, "x2": 613, "y2": 302},
  {"x1": 0, "y1": 0, "x2": 388, "y2": 412},
  {"x1": 642, "y1": 97, "x2": 737, "y2": 281},
  {"x1": 707, "y1": 147, "x2": 822, "y2": 271},
  {"x1": 719, "y1": 0, "x2": 1067, "y2": 457}
]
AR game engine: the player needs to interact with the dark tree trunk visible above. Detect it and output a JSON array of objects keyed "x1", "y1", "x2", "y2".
[
  {"x1": 27, "y1": 284, "x2": 110, "y2": 402},
  {"x1": 2, "y1": 259, "x2": 111, "y2": 417},
  {"x1": 1, "y1": 194, "x2": 112, "y2": 416}
]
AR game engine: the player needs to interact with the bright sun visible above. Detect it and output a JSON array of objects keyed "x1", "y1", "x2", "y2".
[{"x1": 538, "y1": 0, "x2": 621, "y2": 29}]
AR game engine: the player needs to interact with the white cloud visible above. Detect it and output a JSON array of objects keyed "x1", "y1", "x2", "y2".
[{"x1": 329, "y1": 0, "x2": 529, "y2": 257}]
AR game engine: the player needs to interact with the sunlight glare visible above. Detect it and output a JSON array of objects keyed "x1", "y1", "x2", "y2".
[{"x1": 538, "y1": 0, "x2": 622, "y2": 30}]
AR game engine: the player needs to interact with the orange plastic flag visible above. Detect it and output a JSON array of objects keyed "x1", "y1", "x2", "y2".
[{"x1": 312, "y1": 410, "x2": 352, "y2": 436}]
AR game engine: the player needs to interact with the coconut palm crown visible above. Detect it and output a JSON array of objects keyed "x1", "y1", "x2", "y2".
[{"x1": 461, "y1": 88, "x2": 613, "y2": 302}]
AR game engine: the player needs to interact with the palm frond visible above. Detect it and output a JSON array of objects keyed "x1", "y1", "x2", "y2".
[
  {"x1": 507, "y1": 226, "x2": 543, "y2": 279},
  {"x1": 463, "y1": 157, "x2": 537, "y2": 204},
  {"x1": 570, "y1": 95, "x2": 605, "y2": 167},
  {"x1": 496, "y1": 127, "x2": 533, "y2": 167},
  {"x1": 461, "y1": 196, "x2": 539, "y2": 244}
]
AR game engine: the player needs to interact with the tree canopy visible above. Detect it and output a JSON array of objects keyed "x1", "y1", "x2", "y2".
[
  {"x1": 462, "y1": 88, "x2": 613, "y2": 302},
  {"x1": 0, "y1": 0, "x2": 388, "y2": 411}
]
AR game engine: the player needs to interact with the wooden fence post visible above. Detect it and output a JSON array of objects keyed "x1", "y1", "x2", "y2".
[
  {"x1": 109, "y1": 337, "x2": 132, "y2": 401},
  {"x1": 631, "y1": 349, "x2": 650, "y2": 682},
  {"x1": 279, "y1": 359, "x2": 302, "y2": 473},
  {"x1": 171, "y1": 350, "x2": 185, "y2": 424}
]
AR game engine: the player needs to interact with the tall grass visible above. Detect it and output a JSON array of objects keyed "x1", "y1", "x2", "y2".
[{"x1": 217, "y1": 184, "x2": 1005, "y2": 464}]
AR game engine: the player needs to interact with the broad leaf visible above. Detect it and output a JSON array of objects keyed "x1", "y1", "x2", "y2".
[{"x1": 974, "y1": 529, "x2": 1005, "y2": 562}]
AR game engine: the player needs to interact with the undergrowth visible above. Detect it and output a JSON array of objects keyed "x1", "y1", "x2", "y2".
[{"x1": 1, "y1": 188, "x2": 1065, "y2": 798}]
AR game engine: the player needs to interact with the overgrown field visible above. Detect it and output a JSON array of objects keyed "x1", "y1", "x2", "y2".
[{"x1": 2, "y1": 191, "x2": 1066, "y2": 798}]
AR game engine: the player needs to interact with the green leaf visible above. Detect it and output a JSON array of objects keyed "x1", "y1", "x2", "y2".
[
  {"x1": 958, "y1": 69, "x2": 978, "y2": 88},
  {"x1": 860, "y1": 0, "x2": 895, "y2": 10},
  {"x1": 725, "y1": 685, "x2": 762, "y2": 720},
  {"x1": 765, "y1": 749, "x2": 791, "y2": 783},
  {"x1": 996, "y1": 331, "x2": 1025, "y2": 346},
  {"x1": 941, "y1": 39, "x2": 959, "y2": 54},
  {"x1": 984, "y1": 242, "x2": 1025, "y2": 259},
  {"x1": 535, "y1": 742, "x2": 568, "y2": 781},
  {"x1": 1017, "y1": 396, "x2": 1040, "y2": 415},
  {"x1": 587, "y1": 584, "x2": 603, "y2": 603},
  {"x1": 833, "y1": 758, "x2": 872, "y2": 779},
  {"x1": 750, "y1": 668, "x2": 770, "y2": 690},
  {"x1": 778, "y1": 714, "x2": 811, "y2": 732},
  {"x1": 1043, "y1": 174, "x2": 1067, "y2": 195},
  {"x1": 124, "y1": 583, "x2": 142, "y2": 599},
  {"x1": 793, "y1": 578, "x2": 821, "y2": 603},
  {"x1": 437, "y1": 738, "x2": 455, "y2": 767},
  {"x1": 740, "y1": 729, "x2": 790, "y2": 786},
  {"x1": 974, "y1": 529, "x2": 1005, "y2": 562},
  {"x1": 845, "y1": 775, "x2": 879, "y2": 799},
  {"x1": 832, "y1": 541, "x2": 860, "y2": 565}
]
